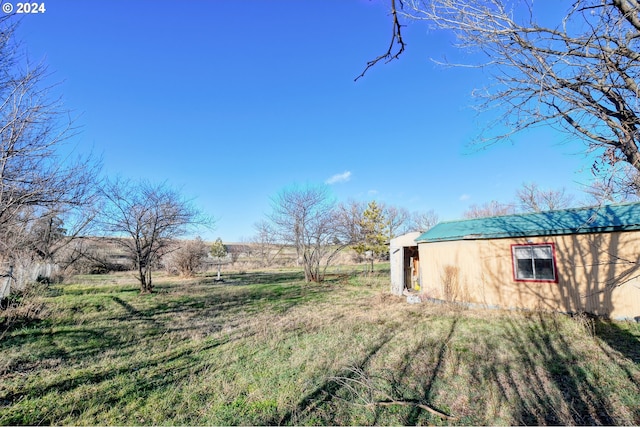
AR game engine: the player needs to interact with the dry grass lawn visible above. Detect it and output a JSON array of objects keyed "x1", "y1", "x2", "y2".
[{"x1": 1, "y1": 266, "x2": 639, "y2": 425}]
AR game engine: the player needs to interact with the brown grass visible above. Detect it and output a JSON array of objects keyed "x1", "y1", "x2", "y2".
[{"x1": 0, "y1": 267, "x2": 639, "y2": 425}]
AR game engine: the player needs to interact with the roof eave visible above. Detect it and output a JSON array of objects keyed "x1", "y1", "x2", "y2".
[{"x1": 416, "y1": 224, "x2": 640, "y2": 243}]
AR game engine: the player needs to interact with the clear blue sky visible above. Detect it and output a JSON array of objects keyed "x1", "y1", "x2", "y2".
[{"x1": 11, "y1": 0, "x2": 595, "y2": 242}]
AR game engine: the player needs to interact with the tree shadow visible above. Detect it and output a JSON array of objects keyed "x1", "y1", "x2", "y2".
[
  {"x1": 501, "y1": 314, "x2": 615, "y2": 425},
  {"x1": 401, "y1": 317, "x2": 458, "y2": 425},
  {"x1": 0, "y1": 315, "x2": 46, "y2": 341},
  {"x1": 594, "y1": 319, "x2": 640, "y2": 364},
  {"x1": 0, "y1": 333, "x2": 230, "y2": 426},
  {"x1": 275, "y1": 330, "x2": 395, "y2": 425},
  {"x1": 203, "y1": 270, "x2": 307, "y2": 287},
  {"x1": 273, "y1": 316, "x2": 459, "y2": 426},
  {"x1": 427, "y1": 204, "x2": 640, "y2": 319}
]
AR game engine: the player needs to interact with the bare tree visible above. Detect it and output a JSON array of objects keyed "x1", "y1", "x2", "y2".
[
  {"x1": 268, "y1": 184, "x2": 347, "y2": 282},
  {"x1": 0, "y1": 16, "x2": 99, "y2": 278},
  {"x1": 583, "y1": 164, "x2": 640, "y2": 204},
  {"x1": 463, "y1": 200, "x2": 515, "y2": 219},
  {"x1": 226, "y1": 244, "x2": 246, "y2": 266},
  {"x1": 369, "y1": 0, "x2": 640, "y2": 192},
  {"x1": 335, "y1": 200, "x2": 366, "y2": 245},
  {"x1": 251, "y1": 220, "x2": 282, "y2": 267},
  {"x1": 381, "y1": 203, "x2": 410, "y2": 239},
  {"x1": 516, "y1": 182, "x2": 575, "y2": 213},
  {"x1": 409, "y1": 209, "x2": 439, "y2": 232},
  {"x1": 99, "y1": 179, "x2": 210, "y2": 293}
]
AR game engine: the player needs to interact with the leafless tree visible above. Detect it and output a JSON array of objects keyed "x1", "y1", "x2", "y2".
[
  {"x1": 268, "y1": 184, "x2": 347, "y2": 282},
  {"x1": 335, "y1": 200, "x2": 366, "y2": 245},
  {"x1": 463, "y1": 200, "x2": 515, "y2": 219},
  {"x1": 99, "y1": 179, "x2": 210, "y2": 293},
  {"x1": 0, "y1": 16, "x2": 99, "y2": 275},
  {"x1": 368, "y1": 0, "x2": 640, "y2": 192},
  {"x1": 583, "y1": 164, "x2": 640, "y2": 204},
  {"x1": 516, "y1": 183, "x2": 575, "y2": 213},
  {"x1": 238, "y1": 236, "x2": 257, "y2": 263},
  {"x1": 226, "y1": 244, "x2": 246, "y2": 266},
  {"x1": 252, "y1": 220, "x2": 282, "y2": 267},
  {"x1": 381, "y1": 203, "x2": 411, "y2": 239},
  {"x1": 409, "y1": 209, "x2": 439, "y2": 232}
]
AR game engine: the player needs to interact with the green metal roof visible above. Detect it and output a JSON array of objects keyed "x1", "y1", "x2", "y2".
[{"x1": 416, "y1": 202, "x2": 640, "y2": 243}]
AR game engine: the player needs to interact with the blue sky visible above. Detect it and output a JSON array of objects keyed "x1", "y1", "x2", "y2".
[{"x1": 11, "y1": 0, "x2": 595, "y2": 242}]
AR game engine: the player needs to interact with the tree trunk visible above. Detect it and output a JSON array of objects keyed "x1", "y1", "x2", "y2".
[
  {"x1": 139, "y1": 263, "x2": 153, "y2": 293},
  {"x1": 146, "y1": 267, "x2": 153, "y2": 293},
  {"x1": 138, "y1": 263, "x2": 147, "y2": 293}
]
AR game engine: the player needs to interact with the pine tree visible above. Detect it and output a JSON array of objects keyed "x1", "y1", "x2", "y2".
[
  {"x1": 210, "y1": 237, "x2": 227, "y2": 281},
  {"x1": 353, "y1": 201, "x2": 388, "y2": 272}
]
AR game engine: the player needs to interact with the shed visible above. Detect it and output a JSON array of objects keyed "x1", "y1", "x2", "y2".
[
  {"x1": 415, "y1": 203, "x2": 640, "y2": 320},
  {"x1": 390, "y1": 232, "x2": 421, "y2": 295}
]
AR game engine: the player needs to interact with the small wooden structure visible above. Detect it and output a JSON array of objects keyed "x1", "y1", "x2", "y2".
[{"x1": 390, "y1": 232, "x2": 421, "y2": 295}]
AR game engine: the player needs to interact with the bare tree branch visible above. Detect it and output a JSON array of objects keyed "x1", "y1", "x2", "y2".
[
  {"x1": 369, "y1": 0, "x2": 640, "y2": 191},
  {"x1": 355, "y1": 0, "x2": 407, "y2": 81}
]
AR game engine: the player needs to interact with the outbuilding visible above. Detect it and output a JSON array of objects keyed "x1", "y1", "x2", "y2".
[
  {"x1": 389, "y1": 232, "x2": 421, "y2": 295},
  {"x1": 405, "y1": 203, "x2": 640, "y2": 320}
]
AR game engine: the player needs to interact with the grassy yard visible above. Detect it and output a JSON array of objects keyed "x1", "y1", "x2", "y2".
[{"x1": 1, "y1": 266, "x2": 639, "y2": 425}]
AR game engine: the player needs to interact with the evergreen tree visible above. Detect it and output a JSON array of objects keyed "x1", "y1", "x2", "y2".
[
  {"x1": 353, "y1": 201, "x2": 388, "y2": 272},
  {"x1": 210, "y1": 237, "x2": 227, "y2": 281}
]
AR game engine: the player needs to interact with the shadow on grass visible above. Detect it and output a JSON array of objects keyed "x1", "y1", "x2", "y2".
[
  {"x1": 0, "y1": 271, "x2": 339, "y2": 417},
  {"x1": 594, "y1": 319, "x2": 640, "y2": 364},
  {"x1": 276, "y1": 330, "x2": 395, "y2": 426},
  {"x1": 135, "y1": 279, "x2": 335, "y2": 322},
  {"x1": 401, "y1": 317, "x2": 458, "y2": 425},
  {"x1": 275, "y1": 316, "x2": 459, "y2": 426},
  {"x1": 0, "y1": 315, "x2": 47, "y2": 342},
  {"x1": 0, "y1": 335, "x2": 230, "y2": 426},
  {"x1": 500, "y1": 314, "x2": 615, "y2": 425},
  {"x1": 203, "y1": 270, "x2": 307, "y2": 287}
]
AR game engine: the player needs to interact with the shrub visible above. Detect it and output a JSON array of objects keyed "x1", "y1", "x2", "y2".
[{"x1": 165, "y1": 238, "x2": 208, "y2": 277}]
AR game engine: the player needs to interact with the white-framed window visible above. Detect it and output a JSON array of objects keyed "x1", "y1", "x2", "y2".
[{"x1": 511, "y1": 243, "x2": 557, "y2": 282}]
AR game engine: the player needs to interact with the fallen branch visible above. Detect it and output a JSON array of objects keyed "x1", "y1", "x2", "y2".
[
  {"x1": 330, "y1": 366, "x2": 455, "y2": 420},
  {"x1": 367, "y1": 399, "x2": 456, "y2": 420}
]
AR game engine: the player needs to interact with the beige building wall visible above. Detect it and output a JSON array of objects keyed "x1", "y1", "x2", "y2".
[{"x1": 418, "y1": 230, "x2": 640, "y2": 320}]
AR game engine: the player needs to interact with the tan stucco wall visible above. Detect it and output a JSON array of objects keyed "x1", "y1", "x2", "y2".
[{"x1": 418, "y1": 230, "x2": 640, "y2": 320}]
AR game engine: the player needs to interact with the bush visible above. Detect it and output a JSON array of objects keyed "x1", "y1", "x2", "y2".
[{"x1": 164, "y1": 238, "x2": 208, "y2": 277}]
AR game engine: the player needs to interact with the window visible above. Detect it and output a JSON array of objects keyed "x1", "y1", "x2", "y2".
[{"x1": 511, "y1": 243, "x2": 557, "y2": 282}]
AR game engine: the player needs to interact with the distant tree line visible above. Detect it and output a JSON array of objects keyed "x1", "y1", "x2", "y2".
[
  {"x1": 462, "y1": 180, "x2": 639, "y2": 219},
  {"x1": 250, "y1": 184, "x2": 439, "y2": 282}
]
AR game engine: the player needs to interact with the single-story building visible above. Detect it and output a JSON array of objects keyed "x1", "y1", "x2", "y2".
[
  {"x1": 390, "y1": 231, "x2": 421, "y2": 295},
  {"x1": 391, "y1": 202, "x2": 640, "y2": 320}
]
